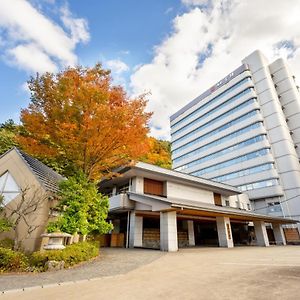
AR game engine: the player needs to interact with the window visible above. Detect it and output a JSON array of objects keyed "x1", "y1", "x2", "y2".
[
  {"x1": 191, "y1": 148, "x2": 270, "y2": 177},
  {"x1": 172, "y1": 109, "x2": 260, "y2": 156},
  {"x1": 172, "y1": 98, "x2": 256, "y2": 146},
  {"x1": 212, "y1": 163, "x2": 273, "y2": 182},
  {"x1": 175, "y1": 135, "x2": 266, "y2": 171},
  {"x1": 171, "y1": 76, "x2": 252, "y2": 131},
  {"x1": 237, "y1": 179, "x2": 278, "y2": 192},
  {"x1": 144, "y1": 178, "x2": 164, "y2": 197},
  {"x1": 173, "y1": 122, "x2": 263, "y2": 163},
  {"x1": 0, "y1": 171, "x2": 20, "y2": 205},
  {"x1": 267, "y1": 202, "x2": 282, "y2": 213},
  {"x1": 225, "y1": 200, "x2": 230, "y2": 207},
  {"x1": 172, "y1": 86, "x2": 253, "y2": 138},
  {"x1": 247, "y1": 204, "x2": 251, "y2": 210},
  {"x1": 213, "y1": 193, "x2": 222, "y2": 206}
]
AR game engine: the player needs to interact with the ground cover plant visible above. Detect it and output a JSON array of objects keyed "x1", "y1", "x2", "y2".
[{"x1": 0, "y1": 241, "x2": 99, "y2": 273}]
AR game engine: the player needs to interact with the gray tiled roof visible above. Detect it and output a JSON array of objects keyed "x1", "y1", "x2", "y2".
[{"x1": 14, "y1": 147, "x2": 64, "y2": 192}]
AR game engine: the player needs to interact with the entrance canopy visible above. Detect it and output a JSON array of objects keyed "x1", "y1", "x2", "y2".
[{"x1": 128, "y1": 192, "x2": 298, "y2": 225}]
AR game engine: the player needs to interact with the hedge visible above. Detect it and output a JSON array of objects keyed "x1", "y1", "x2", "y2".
[
  {"x1": 0, "y1": 247, "x2": 29, "y2": 272},
  {"x1": 31, "y1": 241, "x2": 99, "y2": 270}
]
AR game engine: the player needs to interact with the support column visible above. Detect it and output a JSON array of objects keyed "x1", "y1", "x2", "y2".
[
  {"x1": 160, "y1": 211, "x2": 178, "y2": 252},
  {"x1": 254, "y1": 221, "x2": 269, "y2": 246},
  {"x1": 112, "y1": 185, "x2": 117, "y2": 196},
  {"x1": 216, "y1": 216, "x2": 234, "y2": 248},
  {"x1": 272, "y1": 223, "x2": 286, "y2": 245},
  {"x1": 187, "y1": 220, "x2": 195, "y2": 246},
  {"x1": 129, "y1": 212, "x2": 143, "y2": 248}
]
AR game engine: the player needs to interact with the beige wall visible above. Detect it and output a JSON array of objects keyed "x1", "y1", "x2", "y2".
[
  {"x1": 166, "y1": 181, "x2": 214, "y2": 204},
  {"x1": 130, "y1": 176, "x2": 144, "y2": 193},
  {"x1": 223, "y1": 194, "x2": 251, "y2": 210},
  {"x1": 0, "y1": 149, "x2": 54, "y2": 252}
]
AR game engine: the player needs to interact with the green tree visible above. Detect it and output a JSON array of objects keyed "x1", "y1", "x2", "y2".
[
  {"x1": 0, "y1": 120, "x2": 75, "y2": 177},
  {"x1": 48, "y1": 173, "x2": 112, "y2": 235},
  {"x1": 0, "y1": 120, "x2": 20, "y2": 155}
]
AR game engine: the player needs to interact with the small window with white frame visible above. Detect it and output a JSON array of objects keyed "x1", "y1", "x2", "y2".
[{"x1": 0, "y1": 171, "x2": 20, "y2": 206}]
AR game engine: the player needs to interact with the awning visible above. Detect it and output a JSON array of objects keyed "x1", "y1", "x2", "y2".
[{"x1": 127, "y1": 192, "x2": 298, "y2": 224}]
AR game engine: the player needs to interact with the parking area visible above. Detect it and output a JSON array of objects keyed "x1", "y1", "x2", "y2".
[{"x1": 1, "y1": 246, "x2": 300, "y2": 300}]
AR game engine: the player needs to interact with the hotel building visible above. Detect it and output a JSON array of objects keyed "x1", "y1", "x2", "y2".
[{"x1": 171, "y1": 50, "x2": 300, "y2": 225}]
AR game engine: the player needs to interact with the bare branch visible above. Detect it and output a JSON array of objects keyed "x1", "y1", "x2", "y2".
[{"x1": 4, "y1": 185, "x2": 49, "y2": 251}]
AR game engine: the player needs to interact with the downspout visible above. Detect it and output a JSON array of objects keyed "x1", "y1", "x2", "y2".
[{"x1": 126, "y1": 210, "x2": 130, "y2": 248}]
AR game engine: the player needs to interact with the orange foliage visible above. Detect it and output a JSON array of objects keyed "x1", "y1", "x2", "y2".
[
  {"x1": 140, "y1": 137, "x2": 171, "y2": 169},
  {"x1": 18, "y1": 64, "x2": 152, "y2": 180}
]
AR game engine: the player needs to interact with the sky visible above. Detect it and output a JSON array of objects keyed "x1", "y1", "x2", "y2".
[{"x1": 0, "y1": 0, "x2": 300, "y2": 140}]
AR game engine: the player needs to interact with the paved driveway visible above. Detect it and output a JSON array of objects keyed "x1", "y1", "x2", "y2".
[
  {"x1": 0, "y1": 248, "x2": 164, "y2": 291},
  {"x1": 1, "y1": 246, "x2": 300, "y2": 300}
]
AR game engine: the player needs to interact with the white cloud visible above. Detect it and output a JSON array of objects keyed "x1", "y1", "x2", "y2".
[
  {"x1": 130, "y1": 0, "x2": 300, "y2": 139},
  {"x1": 60, "y1": 4, "x2": 90, "y2": 44},
  {"x1": 107, "y1": 59, "x2": 129, "y2": 74},
  {"x1": 0, "y1": 0, "x2": 89, "y2": 73},
  {"x1": 21, "y1": 82, "x2": 31, "y2": 94},
  {"x1": 165, "y1": 7, "x2": 174, "y2": 15},
  {"x1": 8, "y1": 43, "x2": 58, "y2": 73},
  {"x1": 102, "y1": 58, "x2": 130, "y2": 88},
  {"x1": 181, "y1": 0, "x2": 211, "y2": 6}
]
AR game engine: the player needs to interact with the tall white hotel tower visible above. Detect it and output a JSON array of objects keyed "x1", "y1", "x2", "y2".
[{"x1": 171, "y1": 50, "x2": 300, "y2": 224}]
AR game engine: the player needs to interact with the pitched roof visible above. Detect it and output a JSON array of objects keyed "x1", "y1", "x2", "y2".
[
  {"x1": 11, "y1": 147, "x2": 64, "y2": 192},
  {"x1": 109, "y1": 161, "x2": 240, "y2": 195}
]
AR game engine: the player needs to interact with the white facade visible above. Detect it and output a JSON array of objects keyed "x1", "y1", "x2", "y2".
[
  {"x1": 171, "y1": 50, "x2": 300, "y2": 225},
  {"x1": 100, "y1": 162, "x2": 295, "y2": 251}
]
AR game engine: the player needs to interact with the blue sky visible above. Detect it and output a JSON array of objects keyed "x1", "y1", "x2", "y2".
[
  {"x1": 0, "y1": 0, "x2": 184, "y2": 127},
  {"x1": 0, "y1": 0, "x2": 300, "y2": 139}
]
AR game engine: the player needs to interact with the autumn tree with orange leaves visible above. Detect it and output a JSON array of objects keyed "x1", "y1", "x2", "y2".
[
  {"x1": 141, "y1": 137, "x2": 171, "y2": 169},
  {"x1": 18, "y1": 64, "x2": 152, "y2": 180}
]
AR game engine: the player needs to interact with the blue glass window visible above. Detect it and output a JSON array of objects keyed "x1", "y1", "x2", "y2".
[
  {"x1": 211, "y1": 163, "x2": 274, "y2": 182},
  {"x1": 172, "y1": 109, "x2": 260, "y2": 155},
  {"x1": 172, "y1": 96, "x2": 256, "y2": 145},
  {"x1": 191, "y1": 148, "x2": 270, "y2": 177},
  {"x1": 172, "y1": 88, "x2": 253, "y2": 138},
  {"x1": 175, "y1": 135, "x2": 266, "y2": 171},
  {"x1": 238, "y1": 179, "x2": 278, "y2": 192},
  {"x1": 172, "y1": 77, "x2": 252, "y2": 130},
  {"x1": 173, "y1": 122, "x2": 263, "y2": 163}
]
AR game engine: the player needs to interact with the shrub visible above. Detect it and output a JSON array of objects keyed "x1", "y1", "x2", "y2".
[
  {"x1": 31, "y1": 241, "x2": 99, "y2": 270},
  {"x1": 0, "y1": 238, "x2": 14, "y2": 249},
  {"x1": 0, "y1": 247, "x2": 29, "y2": 272}
]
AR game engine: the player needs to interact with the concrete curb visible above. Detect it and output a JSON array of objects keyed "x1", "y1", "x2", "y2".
[
  {"x1": 1, "y1": 273, "x2": 127, "y2": 295},
  {"x1": 1, "y1": 281, "x2": 78, "y2": 295}
]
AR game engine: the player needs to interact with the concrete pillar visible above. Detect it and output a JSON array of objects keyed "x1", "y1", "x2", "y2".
[
  {"x1": 112, "y1": 185, "x2": 117, "y2": 196},
  {"x1": 272, "y1": 223, "x2": 287, "y2": 245},
  {"x1": 254, "y1": 221, "x2": 270, "y2": 246},
  {"x1": 216, "y1": 216, "x2": 234, "y2": 248},
  {"x1": 129, "y1": 211, "x2": 143, "y2": 248},
  {"x1": 187, "y1": 220, "x2": 195, "y2": 246},
  {"x1": 160, "y1": 211, "x2": 178, "y2": 252}
]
